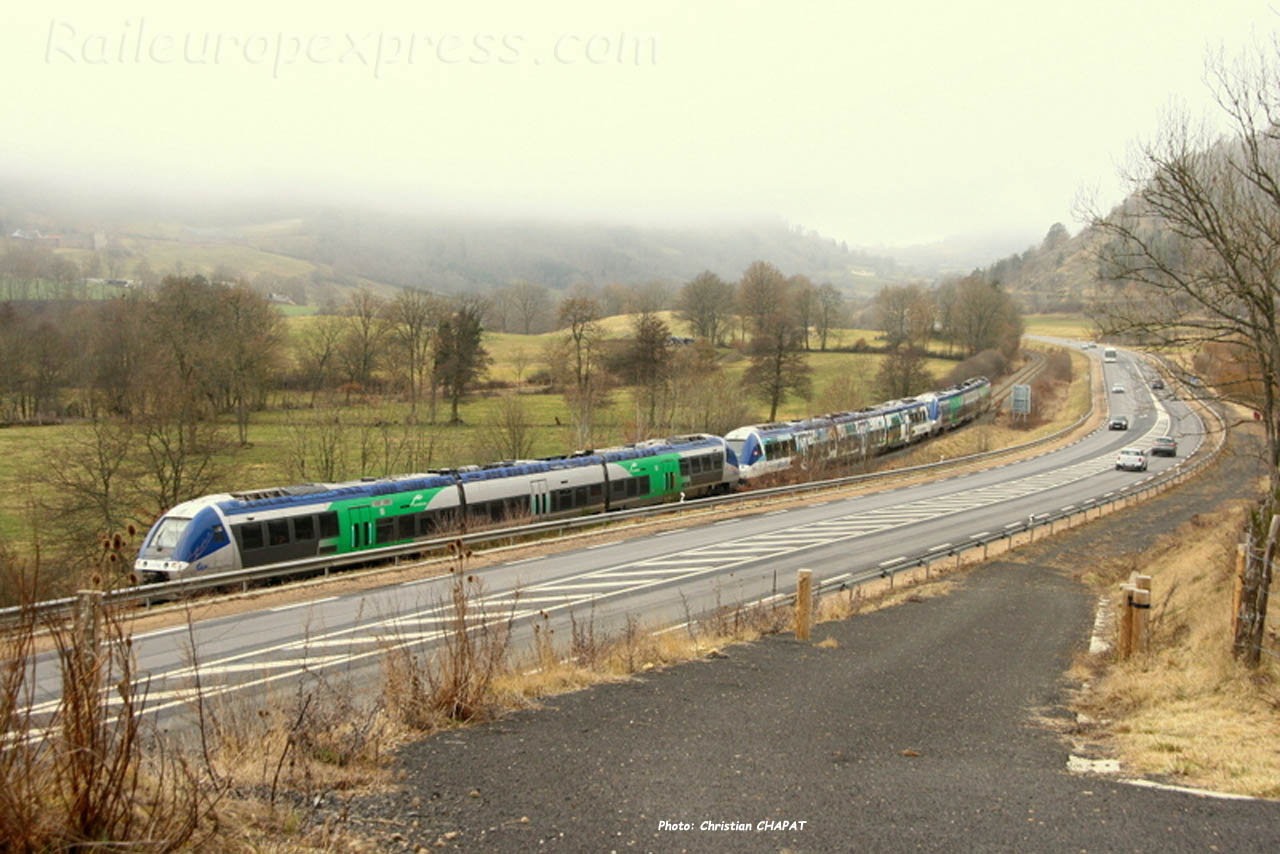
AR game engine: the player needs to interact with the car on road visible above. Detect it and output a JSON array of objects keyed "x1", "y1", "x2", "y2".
[
  {"x1": 1111, "y1": 384, "x2": 1125, "y2": 394},
  {"x1": 1150, "y1": 436, "x2": 1177, "y2": 457},
  {"x1": 1116, "y1": 447, "x2": 1148, "y2": 471},
  {"x1": 1109, "y1": 415, "x2": 1129, "y2": 430},
  {"x1": 1151, "y1": 377, "x2": 1164, "y2": 389}
]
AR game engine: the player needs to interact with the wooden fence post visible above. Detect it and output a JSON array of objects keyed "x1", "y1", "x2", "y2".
[
  {"x1": 1131, "y1": 587, "x2": 1151, "y2": 656},
  {"x1": 1132, "y1": 575, "x2": 1152, "y2": 657},
  {"x1": 1118, "y1": 584, "x2": 1135, "y2": 660},
  {"x1": 1232, "y1": 543, "x2": 1246, "y2": 637},
  {"x1": 795, "y1": 569, "x2": 813, "y2": 642}
]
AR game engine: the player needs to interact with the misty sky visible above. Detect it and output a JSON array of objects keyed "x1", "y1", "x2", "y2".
[{"x1": 5, "y1": 1, "x2": 1279, "y2": 247}]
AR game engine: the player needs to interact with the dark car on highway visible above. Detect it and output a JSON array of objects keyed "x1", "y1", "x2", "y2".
[
  {"x1": 1150, "y1": 436, "x2": 1177, "y2": 457},
  {"x1": 1109, "y1": 415, "x2": 1129, "y2": 430}
]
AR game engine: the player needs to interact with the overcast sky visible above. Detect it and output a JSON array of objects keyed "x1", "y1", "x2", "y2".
[{"x1": 4, "y1": 1, "x2": 1279, "y2": 247}]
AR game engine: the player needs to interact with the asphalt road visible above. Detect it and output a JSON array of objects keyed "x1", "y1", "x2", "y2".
[
  {"x1": 337, "y1": 407, "x2": 1280, "y2": 853},
  {"x1": 23, "y1": 348, "x2": 1207, "y2": 729}
]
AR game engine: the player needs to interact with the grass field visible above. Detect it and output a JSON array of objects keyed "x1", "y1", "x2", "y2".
[
  {"x1": 0, "y1": 338, "x2": 963, "y2": 549},
  {"x1": 1023, "y1": 313, "x2": 1098, "y2": 341}
]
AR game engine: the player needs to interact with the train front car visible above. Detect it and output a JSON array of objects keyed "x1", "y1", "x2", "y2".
[
  {"x1": 135, "y1": 496, "x2": 238, "y2": 582},
  {"x1": 724, "y1": 424, "x2": 783, "y2": 481}
]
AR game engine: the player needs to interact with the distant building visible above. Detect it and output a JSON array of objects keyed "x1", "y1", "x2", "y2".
[
  {"x1": 267, "y1": 292, "x2": 296, "y2": 305},
  {"x1": 10, "y1": 229, "x2": 62, "y2": 248}
]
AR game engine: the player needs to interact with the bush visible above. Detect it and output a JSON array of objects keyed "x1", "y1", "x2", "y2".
[
  {"x1": 1044, "y1": 347, "x2": 1073, "y2": 383},
  {"x1": 946, "y1": 349, "x2": 1008, "y2": 384}
]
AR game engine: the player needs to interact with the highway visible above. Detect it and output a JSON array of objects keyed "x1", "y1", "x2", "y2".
[{"x1": 26, "y1": 347, "x2": 1205, "y2": 726}]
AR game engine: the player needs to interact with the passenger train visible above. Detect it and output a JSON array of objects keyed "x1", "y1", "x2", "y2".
[{"x1": 135, "y1": 377, "x2": 991, "y2": 583}]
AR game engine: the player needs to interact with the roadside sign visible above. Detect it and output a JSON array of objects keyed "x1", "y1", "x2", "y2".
[{"x1": 1011, "y1": 384, "x2": 1031, "y2": 415}]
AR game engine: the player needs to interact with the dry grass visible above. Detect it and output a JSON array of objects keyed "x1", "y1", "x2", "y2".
[{"x1": 1072, "y1": 502, "x2": 1280, "y2": 798}]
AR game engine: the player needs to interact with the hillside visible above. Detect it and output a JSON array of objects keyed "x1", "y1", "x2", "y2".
[
  {"x1": 0, "y1": 178, "x2": 906, "y2": 305},
  {"x1": 972, "y1": 222, "x2": 1105, "y2": 312}
]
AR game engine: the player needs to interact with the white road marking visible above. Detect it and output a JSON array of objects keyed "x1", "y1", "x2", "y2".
[{"x1": 270, "y1": 597, "x2": 337, "y2": 612}]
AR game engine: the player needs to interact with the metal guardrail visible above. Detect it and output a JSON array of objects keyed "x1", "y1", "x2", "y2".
[
  {"x1": 0, "y1": 350, "x2": 1064, "y2": 625},
  {"x1": 801, "y1": 354, "x2": 1227, "y2": 597}
]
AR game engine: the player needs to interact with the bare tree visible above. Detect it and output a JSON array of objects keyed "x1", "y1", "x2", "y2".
[
  {"x1": 220, "y1": 284, "x2": 285, "y2": 445},
  {"x1": 875, "y1": 347, "x2": 931, "y2": 400},
  {"x1": 1087, "y1": 46, "x2": 1280, "y2": 665},
  {"x1": 949, "y1": 275, "x2": 1023, "y2": 358},
  {"x1": 742, "y1": 287, "x2": 812, "y2": 421},
  {"x1": 473, "y1": 392, "x2": 540, "y2": 460},
  {"x1": 506, "y1": 280, "x2": 551, "y2": 334},
  {"x1": 338, "y1": 288, "x2": 389, "y2": 391},
  {"x1": 295, "y1": 314, "x2": 346, "y2": 406},
  {"x1": 677, "y1": 271, "x2": 735, "y2": 345},
  {"x1": 789, "y1": 275, "x2": 817, "y2": 351},
  {"x1": 387, "y1": 289, "x2": 444, "y2": 416},
  {"x1": 555, "y1": 294, "x2": 610, "y2": 445},
  {"x1": 814, "y1": 283, "x2": 844, "y2": 351},
  {"x1": 737, "y1": 261, "x2": 787, "y2": 334},
  {"x1": 626, "y1": 312, "x2": 672, "y2": 433}
]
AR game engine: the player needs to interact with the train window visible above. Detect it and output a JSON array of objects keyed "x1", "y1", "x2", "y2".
[
  {"x1": 554, "y1": 489, "x2": 572, "y2": 511},
  {"x1": 375, "y1": 518, "x2": 394, "y2": 544},
  {"x1": 318, "y1": 512, "x2": 339, "y2": 539},
  {"x1": 574, "y1": 486, "x2": 588, "y2": 507},
  {"x1": 267, "y1": 519, "x2": 290, "y2": 546},
  {"x1": 294, "y1": 516, "x2": 316, "y2": 541},
  {"x1": 610, "y1": 479, "x2": 627, "y2": 497},
  {"x1": 419, "y1": 512, "x2": 436, "y2": 536},
  {"x1": 397, "y1": 514, "x2": 415, "y2": 540},
  {"x1": 588, "y1": 483, "x2": 602, "y2": 499},
  {"x1": 679, "y1": 458, "x2": 690, "y2": 477},
  {"x1": 237, "y1": 523, "x2": 264, "y2": 551}
]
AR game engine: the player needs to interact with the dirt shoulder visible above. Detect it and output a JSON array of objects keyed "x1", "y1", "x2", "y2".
[
  {"x1": 108, "y1": 352, "x2": 1100, "y2": 642},
  {"x1": 330, "y1": 403, "x2": 1279, "y2": 853}
]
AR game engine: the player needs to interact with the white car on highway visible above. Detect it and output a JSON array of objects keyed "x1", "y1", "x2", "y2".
[{"x1": 1115, "y1": 447, "x2": 1148, "y2": 471}]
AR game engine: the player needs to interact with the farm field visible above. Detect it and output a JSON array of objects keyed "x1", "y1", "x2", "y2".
[
  {"x1": 1023, "y1": 313, "x2": 1096, "y2": 341},
  {"x1": 0, "y1": 338, "x2": 960, "y2": 550}
]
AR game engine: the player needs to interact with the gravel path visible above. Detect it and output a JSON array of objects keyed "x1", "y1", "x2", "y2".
[{"x1": 343, "y1": 426, "x2": 1280, "y2": 853}]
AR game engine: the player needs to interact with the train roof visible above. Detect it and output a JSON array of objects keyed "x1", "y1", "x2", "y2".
[{"x1": 211, "y1": 434, "x2": 724, "y2": 515}]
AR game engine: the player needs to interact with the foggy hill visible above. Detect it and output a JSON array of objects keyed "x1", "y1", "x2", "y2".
[
  {"x1": 0, "y1": 176, "x2": 904, "y2": 301},
  {"x1": 965, "y1": 222, "x2": 1103, "y2": 312}
]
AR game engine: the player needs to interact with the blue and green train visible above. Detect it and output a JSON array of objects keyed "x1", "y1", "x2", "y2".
[
  {"x1": 134, "y1": 434, "x2": 736, "y2": 582},
  {"x1": 135, "y1": 376, "x2": 992, "y2": 583}
]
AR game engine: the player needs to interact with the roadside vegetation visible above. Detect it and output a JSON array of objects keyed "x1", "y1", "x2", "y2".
[
  {"x1": 1072, "y1": 500, "x2": 1280, "y2": 797},
  {"x1": 0, "y1": 333, "x2": 1102, "y2": 852},
  {"x1": 0, "y1": 260, "x2": 1023, "y2": 602}
]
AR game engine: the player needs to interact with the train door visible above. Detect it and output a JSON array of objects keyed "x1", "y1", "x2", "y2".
[
  {"x1": 348, "y1": 505, "x2": 375, "y2": 551},
  {"x1": 530, "y1": 479, "x2": 548, "y2": 517}
]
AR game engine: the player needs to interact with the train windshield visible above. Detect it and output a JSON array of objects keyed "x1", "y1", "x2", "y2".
[
  {"x1": 149, "y1": 517, "x2": 191, "y2": 552},
  {"x1": 725, "y1": 439, "x2": 746, "y2": 460}
]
